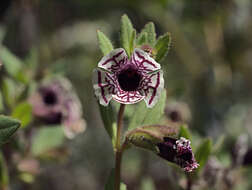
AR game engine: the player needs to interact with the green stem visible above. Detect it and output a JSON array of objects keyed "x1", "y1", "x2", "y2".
[{"x1": 115, "y1": 104, "x2": 126, "y2": 190}]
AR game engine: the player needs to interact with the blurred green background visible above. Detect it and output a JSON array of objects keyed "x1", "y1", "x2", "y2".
[{"x1": 1, "y1": 0, "x2": 252, "y2": 189}]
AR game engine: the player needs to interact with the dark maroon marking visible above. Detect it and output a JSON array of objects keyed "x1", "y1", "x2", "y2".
[
  {"x1": 117, "y1": 65, "x2": 142, "y2": 91},
  {"x1": 157, "y1": 137, "x2": 177, "y2": 162},
  {"x1": 148, "y1": 72, "x2": 160, "y2": 105},
  {"x1": 98, "y1": 71, "x2": 108, "y2": 104},
  {"x1": 136, "y1": 51, "x2": 157, "y2": 68},
  {"x1": 102, "y1": 50, "x2": 125, "y2": 66}
]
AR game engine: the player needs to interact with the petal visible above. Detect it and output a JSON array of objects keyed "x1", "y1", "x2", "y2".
[
  {"x1": 98, "y1": 48, "x2": 128, "y2": 73},
  {"x1": 92, "y1": 69, "x2": 117, "y2": 106},
  {"x1": 131, "y1": 48, "x2": 161, "y2": 74},
  {"x1": 141, "y1": 70, "x2": 164, "y2": 108},
  {"x1": 112, "y1": 89, "x2": 144, "y2": 104}
]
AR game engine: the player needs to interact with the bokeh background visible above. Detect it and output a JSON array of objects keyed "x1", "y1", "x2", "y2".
[{"x1": 1, "y1": 0, "x2": 252, "y2": 189}]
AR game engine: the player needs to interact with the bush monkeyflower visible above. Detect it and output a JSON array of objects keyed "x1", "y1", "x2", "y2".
[{"x1": 93, "y1": 48, "x2": 164, "y2": 107}]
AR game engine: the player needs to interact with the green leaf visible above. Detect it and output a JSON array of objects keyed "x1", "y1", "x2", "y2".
[
  {"x1": 97, "y1": 30, "x2": 114, "y2": 55},
  {"x1": 0, "y1": 46, "x2": 22, "y2": 78},
  {"x1": 31, "y1": 126, "x2": 65, "y2": 156},
  {"x1": 0, "y1": 92, "x2": 4, "y2": 112},
  {"x1": 0, "y1": 151, "x2": 9, "y2": 188},
  {"x1": 120, "y1": 14, "x2": 134, "y2": 56},
  {"x1": 212, "y1": 135, "x2": 225, "y2": 154},
  {"x1": 178, "y1": 125, "x2": 191, "y2": 140},
  {"x1": 154, "y1": 33, "x2": 171, "y2": 62},
  {"x1": 195, "y1": 138, "x2": 212, "y2": 171},
  {"x1": 0, "y1": 115, "x2": 20, "y2": 146},
  {"x1": 141, "y1": 22, "x2": 156, "y2": 46},
  {"x1": 129, "y1": 29, "x2": 136, "y2": 56},
  {"x1": 140, "y1": 177, "x2": 156, "y2": 190},
  {"x1": 105, "y1": 169, "x2": 127, "y2": 190},
  {"x1": 1, "y1": 77, "x2": 17, "y2": 108},
  {"x1": 11, "y1": 102, "x2": 32, "y2": 128},
  {"x1": 125, "y1": 125, "x2": 177, "y2": 152},
  {"x1": 128, "y1": 90, "x2": 166, "y2": 131},
  {"x1": 137, "y1": 32, "x2": 148, "y2": 46},
  {"x1": 99, "y1": 104, "x2": 117, "y2": 149}
]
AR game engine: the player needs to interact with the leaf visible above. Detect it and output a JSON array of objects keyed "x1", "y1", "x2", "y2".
[
  {"x1": 154, "y1": 33, "x2": 171, "y2": 62},
  {"x1": 99, "y1": 104, "x2": 117, "y2": 149},
  {"x1": 105, "y1": 169, "x2": 127, "y2": 190},
  {"x1": 97, "y1": 31, "x2": 117, "y2": 149},
  {"x1": 11, "y1": 102, "x2": 32, "y2": 128},
  {"x1": 0, "y1": 92, "x2": 4, "y2": 112},
  {"x1": 129, "y1": 29, "x2": 136, "y2": 56},
  {"x1": 97, "y1": 30, "x2": 114, "y2": 55},
  {"x1": 0, "y1": 151, "x2": 9, "y2": 188},
  {"x1": 140, "y1": 177, "x2": 156, "y2": 190},
  {"x1": 0, "y1": 115, "x2": 20, "y2": 146},
  {"x1": 195, "y1": 138, "x2": 212, "y2": 171},
  {"x1": 137, "y1": 32, "x2": 148, "y2": 46},
  {"x1": 141, "y1": 22, "x2": 156, "y2": 46},
  {"x1": 125, "y1": 125, "x2": 178, "y2": 152},
  {"x1": 31, "y1": 126, "x2": 65, "y2": 156},
  {"x1": 1, "y1": 77, "x2": 17, "y2": 108},
  {"x1": 212, "y1": 135, "x2": 225, "y2": 154},
  {"x1": 0, "y1": 46, "x2": 22, "y2": 78},
  {"x1": 120, "y1": 14, "x2": 134, "y2": 56},
  {"x1": 178, "y1": 125, "x2": 191, "y2": 140},
  {"x1": 128, "y1": 90, "x2": 166, "y2": 130}
]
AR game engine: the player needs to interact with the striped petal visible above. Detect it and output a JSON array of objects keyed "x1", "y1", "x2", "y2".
[
  {"x1": 141, "y1": 70, "x2": 164, "y2": 108},
  {"x1": 112, "y1": 88, "x2": 144, "y2": 104},
  {"x1": 92, "y1": 69, "x2": 117, "y2": 106},
  {"x1": 98, "y1": 48, "x2": 128, "y2": 73},
  {"x1": 131, "y1": 48, "x2": 161, "y2": 74}
]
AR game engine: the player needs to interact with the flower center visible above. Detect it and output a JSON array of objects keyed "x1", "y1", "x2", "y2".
[
  {"x1": 43, "y1": 90, "x2": 58, "y2": 105},
  {"x1": 117, "y1": 65, "x2": 142, "y2": 91}
]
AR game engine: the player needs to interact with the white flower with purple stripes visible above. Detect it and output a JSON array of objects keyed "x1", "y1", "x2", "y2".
[{"x1": 93, "y1": 48, "x2": 164, "y2": 107}]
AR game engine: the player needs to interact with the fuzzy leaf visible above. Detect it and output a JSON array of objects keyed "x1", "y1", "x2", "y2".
[
  {"x1": 141, "y1": 22, "x2": 156, "y2": 46},
  {"x1": 11, "y1": 102, "x2": 32, "y2": 128},
  {"x1": 129, "y1": 29, "x2": 136, "y2": 56},
  {"x1": 128, "y1": 90, "x2": 166, "y2": 130},
  {"x1": 105, "y1": 169, "x2": 127, "y2": 190},
  {"x1": 0, "y1": 115, "x2": 20, "y2": 146},
  {"x1": 137, "y1": 32, "x2": 148, "y2": 46},
  {"x1": 178, "y1": 125, "x2": 191, "y2": 140},
  {"x1": 97, "y1": 30, "x2": 114, "y2": 55},
  {"x1": 195, "y1": 138, "x2": 212, "y2": 171},
  {"x1": 125, "y1": 125, "x2": 178, "y2": 152},
  {"x1": 0, "y1": 151, "x2": 9, "y2": 188},
  {"x1": 31, "y1": 126, "x2": 65, "y2": 156},
  {"x1": 0, "y1": 46, "x2": 22, "y2": 78},
  {"x1": 120, "y1": 14, "x2": 134, "y2": 56},
  {"x1": 154, "y1": 33, "x2": 171, "y2": 62},
  {"x1": 98, "y1": 104, "x2": 117, "y2": 149}
]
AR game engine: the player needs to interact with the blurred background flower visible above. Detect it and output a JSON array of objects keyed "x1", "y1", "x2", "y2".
[{"x1": 29, "y1": 77, "x2": 86, "y2": 138}]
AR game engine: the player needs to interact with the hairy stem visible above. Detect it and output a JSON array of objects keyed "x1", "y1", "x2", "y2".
[{"x1": 115, "y1": 104, "x2": 126, "y2": 190}]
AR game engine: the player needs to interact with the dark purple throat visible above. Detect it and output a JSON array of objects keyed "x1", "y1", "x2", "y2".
[
  {"x1": 117, "y1": 65, "x2": 142, "y2": 91},
  {"x1": 42, "y1": 89, "x2": 58, "y2": 105}
]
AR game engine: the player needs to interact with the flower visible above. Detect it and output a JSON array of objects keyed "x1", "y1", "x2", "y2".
[
  {"x1": 157, "y1": 137, "x2": 199, "y2": 172},
  {"x1": 165, "y1": 101, "x2": 191, "y2": 123},
  {"x1": 29, "y1": 77, "x2": 86, "y2": 138},
  {"x1": 93, "y1": 48, "x2": 164, "y2": 107}
]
